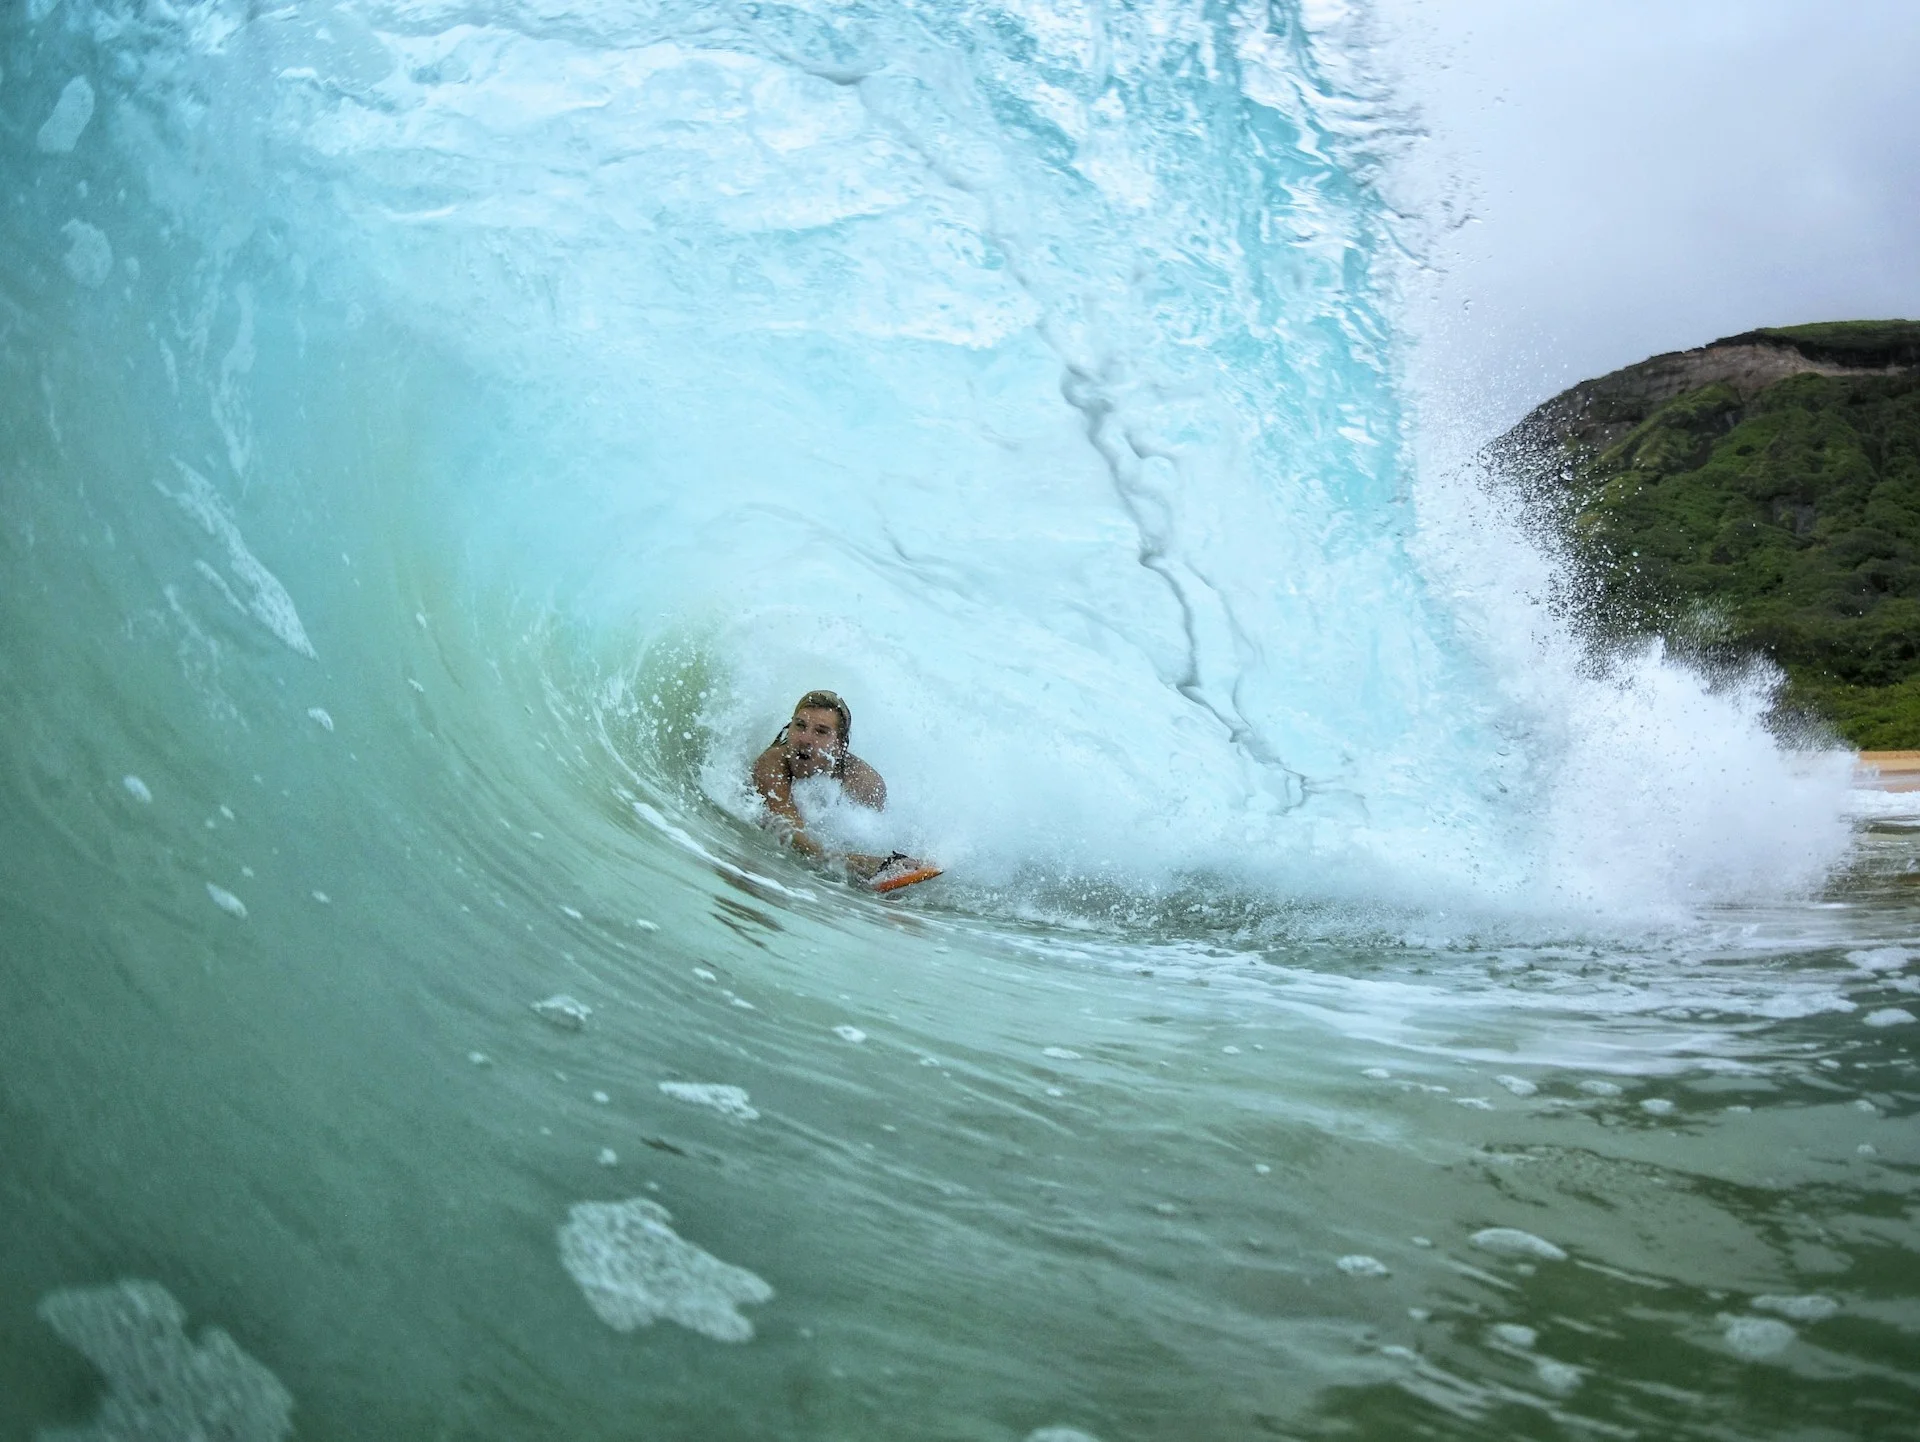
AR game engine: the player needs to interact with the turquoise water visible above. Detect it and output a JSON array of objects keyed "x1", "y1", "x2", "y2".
[{"x1": 2, "y1": 2, "x2": 1916, "y2": 1439}]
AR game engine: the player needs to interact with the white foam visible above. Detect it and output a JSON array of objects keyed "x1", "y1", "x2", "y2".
[
  {"x1": 1493, "y1": 1074, "x2": 1536, "y2": 1097},
  {"x1": 1863, "y1": 1007, "x2": 1915, "y2": 1028},
  {"x1": 1846, "y1": 947, "x2": 1915, "y2": 973},
  {"x1": 560, "y1": 905, "x2": 584, "y2": 920},
  {"x1": 833, "y1": 1025, "x2": 867, "y2": 1044},
  {"x1": 1336, "y1": 1254, "x2": 1389, "y2": 1277},
  {"x1": 1488, "y1": 1323, "x2": 1536, "y2": 1349},
  {"x1": 306, "y1": 707, "x2": 333, "y2": 732},
  {"x1": 60, "y1": 219, "x2": 113, "y2": 287},
  {"x1": 1534, "y1": 1358, "x2": 1582, "y2": 1395},
  {"x1": 1720, "y1": 1313, "x2": 1795, "y2": 1360},
  {"x1": 598, "y1": 1147, "x2": 619, "y2": 1166},
  {"x1": 36, "y1": 75, "x2": 94, "y2": 153},
  {"x1": 1026, "y1": 1430, "x2": 1103, "y2": 1442},
  {"x1": 532, "y1": 994, "x2": 592, "y2": 1030},
  {"x1": 122, "y1": 775, "x2": 152, "y2": 804},
  {"x1": 658, "y1": 1082, "x2": 759, "y2": 1121},
  {"x1": 1640, "y1": 1098, "x2": 1675, "y2": 1116},
  {"x1": 1753, "y1": 991, "x2": 1857, "y2": 1019},
  {"x1": 1577, "y1": 1079, "x2": 1622, "y2": 1097},
  {"x1": 1752, "y1": 1294, "x2": 1838, "y2": 1323},
  {"x1": 36, "y1": 1279, "x2": 293, "y2": 1441},
  {"x1": 557, "y1": 1197, "x2": 773, "y2": 1342},
  {"x1": 163, "y1": 464, "x2": 316, "y2": 659},
  {"x1": 1469, "y1": 1228, "x2": 1567, "y2": 1262},
  {"x1": 1042, "y1": 1046, "x2": 1082, "y2": 1061},
  {"x1": 205, "y1": 883, "x2": 247, "y2": 919}
]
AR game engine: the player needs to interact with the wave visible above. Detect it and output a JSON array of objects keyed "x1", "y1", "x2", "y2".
[{"x1": 1, "y1": 0, "x2": 1856, "y2": 944}]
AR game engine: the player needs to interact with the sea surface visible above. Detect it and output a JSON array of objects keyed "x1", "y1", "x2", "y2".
[{"x1": 2, "y1": 2, "x2": 1916, "y2": 1439}]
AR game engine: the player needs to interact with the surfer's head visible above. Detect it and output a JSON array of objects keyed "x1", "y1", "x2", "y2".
[{"x1": 784, "y1": 690, "x2": 851, "y2": 778}]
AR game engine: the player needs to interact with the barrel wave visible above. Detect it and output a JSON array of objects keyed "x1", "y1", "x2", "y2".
[{"x1": 3, "y1": 3, "x2": 1915, "y2": 1440}]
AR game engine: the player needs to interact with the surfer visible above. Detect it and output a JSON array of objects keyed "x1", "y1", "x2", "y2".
[{"x1": 751, "y1": 690, "x2": 937, "y2": 891}]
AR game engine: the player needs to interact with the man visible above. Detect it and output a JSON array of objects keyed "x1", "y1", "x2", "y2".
[{"x1": 752, "y1": 690, "x2": 891, "y2": 878}]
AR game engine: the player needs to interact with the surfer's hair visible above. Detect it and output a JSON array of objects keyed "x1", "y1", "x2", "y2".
[{"x1": 792, "y1": 690, "x2": 851, "y2": 743}]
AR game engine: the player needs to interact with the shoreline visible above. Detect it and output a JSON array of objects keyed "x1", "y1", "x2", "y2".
[{"x1": 1856, "y1": 749, "x2": 1920, "y2": 793}]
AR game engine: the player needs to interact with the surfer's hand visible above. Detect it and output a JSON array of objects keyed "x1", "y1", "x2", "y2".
[{"x1": 843, "y1": 851, "x2": 895, "y2": 882}]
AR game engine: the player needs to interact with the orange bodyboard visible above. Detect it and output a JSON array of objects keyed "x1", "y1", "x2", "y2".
[{"x1": 868, "y1": 858, "x2": 944, "y2": 893}]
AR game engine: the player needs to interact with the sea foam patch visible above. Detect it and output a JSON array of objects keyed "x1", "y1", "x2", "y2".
[
  {"x1": 36, "y1": 75, "x2": 95, "y2": 153},
  {"x1": 162, "y1": 463, "x2": 316, "y2": 659},
  {"x1": 558, "y1": 1197, "x2": 773, "y2": 1342},
  {"x1": 1720, "y1": 1313, "x2": 1795, "y2": 1360},
  {"x1": 1470, "y1": 1228, "x2": 1568, "y2": 1262},
  {"x1": 1847, "y1": 947, "x2": 1914, "y2": 972},
  {"x1": 657, "y1": 1082, "x2": 759, "y2": 1121},
  {"x1": 1752, "y1": 1293, "x2": 1839, "y2": 1322},
  {"x1": 61, "y1": 220, "x2": 113, "y2": 287},
  {"x1": 531, "y1": 993, "x2": 592, "y2": 1030},
  {"x1": 36, "y1": 1278, "x2": 293, "y2": 1441}
]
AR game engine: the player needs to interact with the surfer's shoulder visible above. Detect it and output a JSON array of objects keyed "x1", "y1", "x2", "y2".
[
  {"x1": 841, "y1": 754, "x2": 886, "y2": 809},
  {"x1": 751, "y1": 744, "x2": 789, "y2": 796}
]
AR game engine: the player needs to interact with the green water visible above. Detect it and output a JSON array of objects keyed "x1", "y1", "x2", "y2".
[{"x1": 3, "y1": 0, "x2": 1917, "y2": 1436}]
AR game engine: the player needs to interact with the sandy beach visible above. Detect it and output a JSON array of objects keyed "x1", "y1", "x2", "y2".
[{"x1": 1857, "y1": 750, "x2": 1920, "y2": 792}]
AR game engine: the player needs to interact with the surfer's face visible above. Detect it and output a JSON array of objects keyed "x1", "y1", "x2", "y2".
[{"x1": 785, "y1": 707, "x2": 845, "y2": 777}]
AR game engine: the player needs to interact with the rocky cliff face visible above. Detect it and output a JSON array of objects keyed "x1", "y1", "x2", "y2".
[
  {"x1": 1489, "y1": 321, "x2": 1920, "y2": 748},
  {"x1": 1496, "y1": 322, "x2": 1920, "y2": 472}
]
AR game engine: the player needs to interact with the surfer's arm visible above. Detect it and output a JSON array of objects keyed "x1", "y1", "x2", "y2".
[
  {"x1": 834, "y1": 759, "x2": 891, "y2": 878},
  {"x1": 752, "y1": 746, "x2": 824, "y2": 857}
]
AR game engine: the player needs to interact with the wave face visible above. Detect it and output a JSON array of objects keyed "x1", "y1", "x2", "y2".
[
  {"x1": 4, "y1": 3, "x2": 1915, "y2": 1440},
  {"x1": 5, "y1": 0, "x2": 1853, "y2": 925}
]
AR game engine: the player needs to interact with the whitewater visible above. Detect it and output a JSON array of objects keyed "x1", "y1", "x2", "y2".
[{"x1": 1, "y1": 1, "x2": 1915, "y2": 1439}]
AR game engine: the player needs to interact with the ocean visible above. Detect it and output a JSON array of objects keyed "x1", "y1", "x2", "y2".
[{"x1": 2, "y1": 2, "x2": 1915, "y2": 1438}]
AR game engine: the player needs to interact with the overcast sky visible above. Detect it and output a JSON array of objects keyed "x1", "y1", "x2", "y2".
[{"x1": 1376, "y1": 0, "x2": 1920, "y2": 449}]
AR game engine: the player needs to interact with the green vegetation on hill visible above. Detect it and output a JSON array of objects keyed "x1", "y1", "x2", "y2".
[{"x1": 1507, "y1": 321, "x2": 1920, "y2": 748}]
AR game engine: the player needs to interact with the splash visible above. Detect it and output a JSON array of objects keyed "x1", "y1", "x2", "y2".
[{"x1": 35, "y1": 1281, "x2": 294, "y2": 1442}]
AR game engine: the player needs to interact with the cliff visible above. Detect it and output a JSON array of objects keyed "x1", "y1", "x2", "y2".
[{"x1": 1490, "y1": 321, "x2": 1920, "y2": 748}]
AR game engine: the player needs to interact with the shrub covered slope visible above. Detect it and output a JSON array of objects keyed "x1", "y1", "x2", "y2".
[{"x1": 1495, "y1": 321, "x2": 1920, "y2": 748}]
